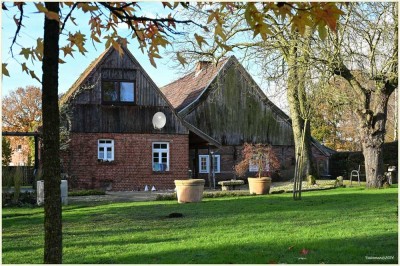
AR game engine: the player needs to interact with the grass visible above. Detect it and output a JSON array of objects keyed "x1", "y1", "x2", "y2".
[{"x1": 2, "y1": 186, "x2": 398, "y2": 264}]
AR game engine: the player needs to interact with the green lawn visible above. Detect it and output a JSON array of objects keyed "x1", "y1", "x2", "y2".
[{"x1": 2, "y1": 186, "x2": 398, "y2": 264}]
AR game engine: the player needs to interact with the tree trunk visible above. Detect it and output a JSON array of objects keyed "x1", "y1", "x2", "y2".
[
  {"x1": 42, "y1": 2, "x2": 62, "y2": 263},
  {"x1": 363, "y1": 143, "x2": 384, "y2": 188},
  {"x1": 286, "y1": 35, "x2": 317, "y2": 180},
  {"x1": 358, "y1": 91, "x2": 391, "y2": 188}
]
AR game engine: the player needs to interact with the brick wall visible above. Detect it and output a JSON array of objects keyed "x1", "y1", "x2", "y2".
[{"x1": 61, "y1": 133, "x2": 189, "y2": 191}]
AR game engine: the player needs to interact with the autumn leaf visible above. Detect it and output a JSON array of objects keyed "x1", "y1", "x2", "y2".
[
  {"x1": 2, "y1": 63, "x2": 10, "y2": 77},
  {"x1": 45, "y1": 11, "x2": 60, "y2": 22},
  {"x1": 70, "y1": 17, "x2": 77, "y2": 26},
  {"x1": 162, "y1": 2, "x2": 172, "y2": 9},
  {"x1": 68, "y1": 31, "x2": 88, "y2": 54},
  {"x1": 21, "y1": 63, "x2": 29, "y2": 74},
  {"x1": 177, "y1": 52, "x2": 187, "y2": 66},
  {"x1": 35, "y1": 38, "x2": 44, "y2": 59},
  {"x1": 111, "y1": 39, "x2": 124, "y2": 56},
  {"x1": 318, "y1": 23, "x2": 327, "y2": 41},
  {"x1": 194, "y1": 33, "x2": 208, "y2": 48},
  {"x1": 29, "y1": 70, "x2": 41, "y2": 83},
  {"x1": 78, "y1": 3, "x2": 98, "y2": 13},
  {"x1": 214, "y1": 24, "x2": 226, "y2": 41},
  {"x1": 34, "y1": 2, "x2": 48, "y2": 13},
  {"x1": 207, "y1": 11, "x2": 216, "y2": 24},
  {"x1": 13, "y1": 15, "x2": 19, "y2": 26},
  {"x1": 90, "y1": 32, "x2": 101, "y2": 43},
  {"x1": 61, "y1": 45, "x2": 75, "y2": 58},
  {"x1": 149, "y1": 54, "x2": 157, "y2": 68},
  {"x1": 300, "y1": 248, "x2": 310, "y2": 255},
  {"x1": 20, "y1": 47, "x2": 32, "y2": 60}
]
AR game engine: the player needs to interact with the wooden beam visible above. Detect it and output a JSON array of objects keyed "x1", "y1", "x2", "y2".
[{"x1": 2, "y1": 131, "x2": 41, "y2": 137}]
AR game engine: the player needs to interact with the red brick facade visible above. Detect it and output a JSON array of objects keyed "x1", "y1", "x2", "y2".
[{"x1": 61, "y1": 133, "x2": 189, "y2": 191}]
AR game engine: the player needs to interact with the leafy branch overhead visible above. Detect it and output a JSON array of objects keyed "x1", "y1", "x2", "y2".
[{"x1": 2, "y1": 2, "x2": 344, "y2": 78}]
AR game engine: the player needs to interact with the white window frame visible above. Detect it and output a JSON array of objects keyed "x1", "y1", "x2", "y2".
[
  {"x1": 199, "y1": 155, "x2": 209, "y2": 173},
  {"x1": 211, "y1": 155, "x2": 221, "y2": 173},
  {"x1": 98, "y1": 139, "x2": 114, "y2": 161},
  {"x1": 249, "y1": 160, "x2": 258, "y2": 172},
  {"x1": 152, "y1": 142, "x2": 169, "y2": 171},
  {"x1": 249, "y1": 158, "x2": 270, "y2": 172},
  {"x1": 198, "y1": 155, "x2": 220, "y2": 174}
]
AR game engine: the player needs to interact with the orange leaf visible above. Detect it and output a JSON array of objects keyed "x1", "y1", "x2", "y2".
[
  {"x1": 2, "y1": 63, "x2": 10, "y2": 77},
  {"x1": 45, "y1": 11, "x2": 60, "y2": 22},
  {"x1": 149, "y1": 54, "x2": 157, "y2": 68},
  {"x1": 29, "y1": 70, "x2": 41, "y2": 83},
  {"x1": 21, "y1": 63, "x2": 29, "y2": 74},
  {"x1": 34, "y1": 2, "x2": 48, "y2": 13},
  {"x1": 300, "y1": 248, "x2": 309, "y2": 255},
  {"x1": 177, "y1": 52, "x2": 187, "y2": 66}
]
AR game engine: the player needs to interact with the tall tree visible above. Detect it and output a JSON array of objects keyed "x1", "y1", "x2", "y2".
[
  {"x1": 321, "y1": 2, "x2": 398, "y2": 187},
  {"x1": 2, "y1": 86, "x2": 42, "y2": 165},
  {"x1": 41, "y1": 2, "x2": 62, "y2": 262},
  {"x1": 2, "y1": 86, "x2": 42, "y2": 132},
  {"x1": 3, "y1": 2, "x2": 342, "y2": 262}
]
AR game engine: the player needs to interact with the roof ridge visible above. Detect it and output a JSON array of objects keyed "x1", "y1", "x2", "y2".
[
  {"x1": 59, "y1": 46, "x2": 113, "y2": 105},
  {"x1": 161, "y1": 56, "x2": 232, "y2": 111}
]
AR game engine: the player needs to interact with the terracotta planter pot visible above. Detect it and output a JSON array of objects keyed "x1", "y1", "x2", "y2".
[
  {"x1": 174, "y1": 179, "x2": 205, "y2": 203},
  {"x1": 248, "y1": 177, "x2": 272, "y2": 195}
]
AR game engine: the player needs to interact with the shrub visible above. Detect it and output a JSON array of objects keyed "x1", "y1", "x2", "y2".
[
  {"x1": 155, "y1": 193, "x2": 177, "y2": 201},
  {"x1": 3, "y1": 191, "x2": 37, "y2": 207},
  {"x1": 2, "y1": 167, "x2": 13, "y2": 188},
  {"x1": 155, "y1": 191, "x2": 257, "y2": 201},
  {"x1": 13, "y1": 167, "x2": 23, "y2": 203},
  {"x1": 68, "y1": 189, "x2": 106, "y2": 197},
  {"x1": 234, "y1": 143, "x2": 280, "y2": 178}
]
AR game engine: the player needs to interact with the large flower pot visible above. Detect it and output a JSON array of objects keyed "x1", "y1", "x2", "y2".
[
  {"x1": 174, "y1": 179, "x2": 205, "y2": 203},
  {"x1": 248, "y1": 177, "x2": 272, "y2": 195}
]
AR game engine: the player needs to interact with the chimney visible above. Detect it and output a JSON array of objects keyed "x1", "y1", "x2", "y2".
[{"x1": 195, "y1": 61, "x2": 212, "y2": 72}]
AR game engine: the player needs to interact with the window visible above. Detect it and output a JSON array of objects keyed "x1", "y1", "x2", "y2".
[
  {"x1": 17, "y1": 145, "x2": 22, "y2": 153},
  {"x1": 152, "y1": 142, "x2": 169, "y2": 171},
  {"x1": 249, "y1": 160, "x2": 258, "y2": 172},
  {"x1": 98, "y1": 139, "x2": 114, "y2": 161},
  {"x1": 199, "y1": 155, "x2": 209, "y2": 173},
  {"x1": 249, "y1": 158, "x2": 270, "y2": 172},
  {"x1": 102, "y1": 81, "x2": 135, "y2": 103},
  {"x1": 198, "y1": 155, "x2": 220, "y2": 173}
]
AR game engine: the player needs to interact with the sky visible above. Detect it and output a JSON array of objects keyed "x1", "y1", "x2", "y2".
[
  {"x1": 1, "y1": 2, "x2": 288, "y2": 112},
  {"x1": 1, "y1": 3, "x2": 191, "y2": 96}
]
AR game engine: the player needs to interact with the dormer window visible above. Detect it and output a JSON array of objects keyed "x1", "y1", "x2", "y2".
[{"x1": 102, "y1": 81, "x2": 135, "y2": 104}]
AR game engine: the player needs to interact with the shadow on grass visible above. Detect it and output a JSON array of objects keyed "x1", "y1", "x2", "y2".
[{"x1": 75, "y1": 232, "x2": 398, "y2": 264}]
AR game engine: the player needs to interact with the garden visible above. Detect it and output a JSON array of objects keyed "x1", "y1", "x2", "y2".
[{"x1": 2, "y1": 185, "x2": 398, "y2": 264}]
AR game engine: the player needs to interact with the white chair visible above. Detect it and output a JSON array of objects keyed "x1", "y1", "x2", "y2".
[{"x1": 350, "y1": 165, "x2": 361, "y2": 186}]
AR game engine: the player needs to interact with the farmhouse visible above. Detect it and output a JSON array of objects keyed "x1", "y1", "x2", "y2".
[
  {"x1": 161, "y1": 56, "x2": 334, "y2": 184},
  {"x1": 60, "y1": 46, "x2": 333, "y2": 191},
  {"x1": 59, "y1": 46, "x2": 218, "y2": 191}
]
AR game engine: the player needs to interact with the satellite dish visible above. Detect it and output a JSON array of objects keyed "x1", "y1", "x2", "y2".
[{"x1": 152, "y1": 112, "x2": 166, "y2": 129}]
